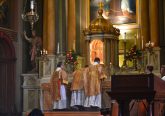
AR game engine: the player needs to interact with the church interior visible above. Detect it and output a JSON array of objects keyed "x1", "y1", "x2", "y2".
[{"x1": 0, "y1": 0, "x2": 165, "y2": 116}]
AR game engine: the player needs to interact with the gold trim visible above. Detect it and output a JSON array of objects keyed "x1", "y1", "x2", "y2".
[{"x1": 87, "y1": 0, "x2": 90, "y2": 28}]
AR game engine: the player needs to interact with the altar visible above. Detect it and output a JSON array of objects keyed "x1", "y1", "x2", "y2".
[
  {"x1": 21, "y1": 74, "x2": 111, "y2": 115},
  {"x1": 21, "y1": 53, "x2": 112, "y2": 114}
]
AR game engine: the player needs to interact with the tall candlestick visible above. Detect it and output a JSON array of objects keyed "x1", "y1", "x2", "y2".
[
  {"x1": 57, "y1": 42, "x2": 59, "y2": 54},
  {"x1": 124, "y1": 32, "x2": 126, "y2": 42},
  {"x1": 142, "y1": 36, "x2": 144, "y2": 49},
  {"x1": 134, "y1": 34, "x2": 137, "y2": 45},
  {"x1": 73, "y1": 39, "x2": 75, "y2": 51},
  {"x1": 124, "y1": 32, "x2": 126, "y2": 62}
]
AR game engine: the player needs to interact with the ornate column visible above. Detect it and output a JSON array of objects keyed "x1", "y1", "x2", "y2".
[
  {"x1": 67, "y1": 0, "x2": 76, "y2": 51},
  {"x1": 139, "y1": 0, "x2": 150, "y2": 45},
  {"x1": 41, "y1": 0, "x2": 56, "y2": 82},
  {"x1": 42, "y1": 0, "x2": 56, "y2": 78},
  {"x1": 41, "y1": 2, "x2": 56, "y2": 111},
  {"x1": 43, "y1": 0, "x2": 56, "y2": 54},
  {"x1": 55, "y1": 0, "x2": 67, "y2": 54},
  {"x1": 80, "y1": 0, "x2": 90, "y2": 31},
  {"x1": 43, "y1": 0, "x2": 47, "y2": 49},
  {"x1": 148, "y1": 0, "x2": 160, "y2": 74},
  {"x1": 149, "y1": 0, "x2": 159, "y2": 46},
  {"x1": 80, "y1": 0, "x2": 90, "y2": 58}
]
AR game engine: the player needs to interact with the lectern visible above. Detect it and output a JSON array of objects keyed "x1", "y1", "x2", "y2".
[{"x1": 107, "y1": 74, "x2": 156, "y2": 116}]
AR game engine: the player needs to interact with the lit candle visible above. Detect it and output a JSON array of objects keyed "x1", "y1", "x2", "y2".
[
  {"x1": 30, "y1": 0, "x2": 34, "y2": 10},
  {"x1": 151, "y1": 42, "x2": 154, "y2": 47},
  {"x1": 45, "y1": 50, "x2": 48, "y2": 55},
  {"x1": 43, "y1": 49, "x2": 45, "y2": 54},
  {"x1": 40, "y1": 50, "x2": 42, "y2": 55}
]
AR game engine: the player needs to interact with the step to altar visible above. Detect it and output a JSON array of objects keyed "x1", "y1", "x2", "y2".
[{"x1": 44, "y1": 111, "x2": 102, "y2": 116}]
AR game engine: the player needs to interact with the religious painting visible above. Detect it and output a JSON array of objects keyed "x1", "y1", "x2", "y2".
[
  {"x1": 90, "y1": 40, "x2": 103, "y2": 64},
  {"x1": 0, "y1": 0, "x2": 9, "y2": 27},
  {"x1": 90, "y1": 0, "x2": 136, "y2": 24}
]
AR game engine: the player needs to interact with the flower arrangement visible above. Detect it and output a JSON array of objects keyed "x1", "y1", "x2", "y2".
[
  {"x1": 125, "y1": 45, "x2": 142, "y2": 61},
  {"x1": 65, "y1": 50, "x2": 78, "y2": 71}
]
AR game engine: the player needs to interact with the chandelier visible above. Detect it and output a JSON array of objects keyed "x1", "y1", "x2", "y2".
[{"x1": 22, "y1": 0, "x2": 39, "y2": 30}]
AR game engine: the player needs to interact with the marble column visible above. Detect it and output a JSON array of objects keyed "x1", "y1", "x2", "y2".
[
  {"x1": 43, "y1": 0, "x2": 56, "y2": 55},
  {"x1": 80, "y1": 0, "x2": 90, "y2": 63},
  {"x1": 41, "y1": 2, "x2": 56, "y2": 110},
  {"x1": 43, "y1": 1, "x2": 47, "y2": 49},
  {"x1": 55, "y1": 0, "x2": 67, "y2": 54},
  {"x1": 139, "y1": 0, "x2": 150, "y2": 46},
  {"x1": 67, "y1": 0, "x2": 76, "y2": 51},
  {"x1": 149, "y1": 0, "x2": 159, "y2": 46}
]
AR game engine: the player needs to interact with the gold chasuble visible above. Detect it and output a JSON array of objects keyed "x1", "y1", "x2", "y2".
[
  {"x1": 41, "y1": 83, "x2": 52, "y2": 110},
  {"x1": 85, "y1": 64, "x2": 107, "y2": 97},
  {"x1": 50, "y1": 70, "x2": 68, "y2": 101},
  {"x1": 71, "y1": 68, "x2": 84, "y2": 91}
]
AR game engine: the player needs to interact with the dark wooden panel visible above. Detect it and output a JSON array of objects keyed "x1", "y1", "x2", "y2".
[
  {"x1": 0, "y1": 31, "x2": 16, "y2": 114},
  {"x1": 111, "y1": 74, "x2": 154, "y2": 92},
  {"x1": 26, "y1": 111, "x2": 101, "y2": 116},
  {"x1": 44, "y1": 112, "x2": 101, "y2": 116}
]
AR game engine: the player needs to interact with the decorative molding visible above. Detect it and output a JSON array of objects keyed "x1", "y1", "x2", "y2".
[
  {"x1": 22, "y1": 73, "x2": 40, "y2": 113},
  {"x1": 22, "y1": 73, "x2": 39, "y2": 87},
  {"x1": 0, "y1": 27, "x2": 17, "y2": 41}
]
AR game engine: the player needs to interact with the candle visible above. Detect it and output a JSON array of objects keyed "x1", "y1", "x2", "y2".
[
  {"x1": 40, "y1": 50, "x2": 42, "y2": 55},
  {"x1": 134, "y1": 34, "x2": 137, "y2": 45},
  {"x1": 43, "y1": 49, "x2": 45, "y2": 54},
  {"x1": 45, "y1": 50, "x2": 47, "y2": 55},
  {"x1": 30, "y1": 0, "x2": 34, "y2": 10},
  {"x1": 124, "y1": 32, "x2": 126, "y2": 42},
  {"x1": 57, "y1": 42, "x2": 59, "y2": 54},
  {"x1": 142, "y1": 36, "x2": 144, "y2": 49}
]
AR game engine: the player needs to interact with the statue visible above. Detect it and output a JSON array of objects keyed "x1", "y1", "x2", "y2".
[{"x1": 24, "y1": 30, "x2": 42, "y2": 72}]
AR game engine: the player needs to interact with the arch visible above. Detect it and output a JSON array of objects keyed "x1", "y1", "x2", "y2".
[
  {"x1": 0, "y1": 32, "x2": 15, "y2": 58},
  {"x1": 0, "y1": 31, "x2": 16, "y2": 115},
  {"x1": 90, "y1": 40, "x2": 103, "y2": 64}
]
